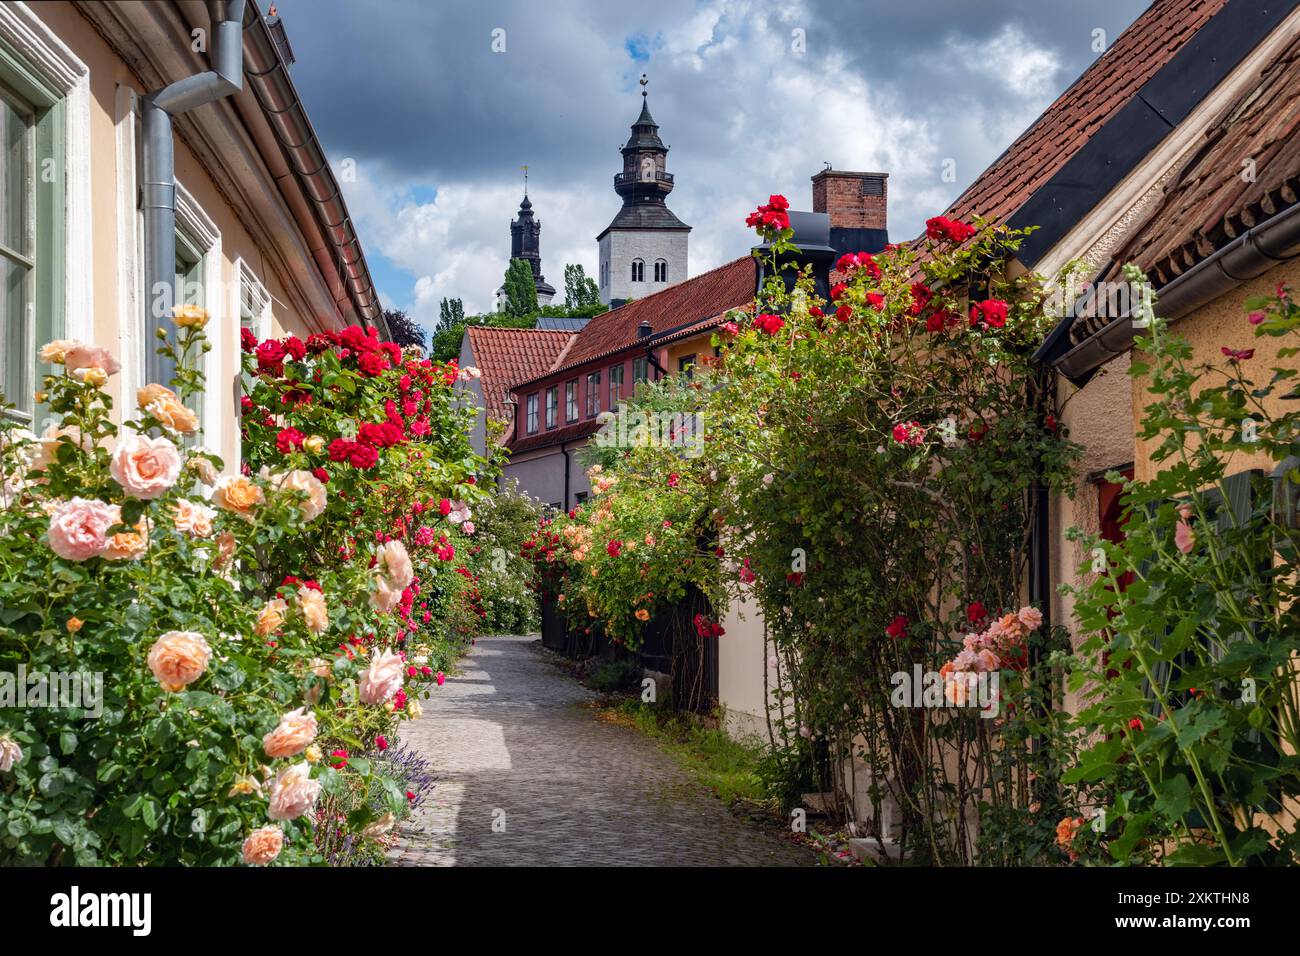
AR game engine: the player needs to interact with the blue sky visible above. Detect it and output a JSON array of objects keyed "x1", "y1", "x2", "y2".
[{"x1": 273, "y1": 0, "x2": 1150, "y2": 330}]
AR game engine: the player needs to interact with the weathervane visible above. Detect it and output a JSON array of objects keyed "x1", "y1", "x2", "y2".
[
  {"x1": 521, "y1": 164, "x2": 528, "y2": 196},
  {"x1": 640, "y1": 73, "x2": 648, "y2": 98}
]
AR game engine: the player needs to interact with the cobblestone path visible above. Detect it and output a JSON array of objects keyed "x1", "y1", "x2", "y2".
[{"x1": 395, "y1": 634, "x2": 817, "y2": 866}]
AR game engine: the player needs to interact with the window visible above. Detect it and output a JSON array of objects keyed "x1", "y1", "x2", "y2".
[
  {"x1": 565, "y1": 379, "x2": 578, "y2": 422},
  {"x1": 678, "y1": 353, "x2": 696, "y2": 377},
  {"x1": 585, "y1": 371, "x2": 601, "y2": 417},
  {"x1": 238, "y1": 264, "x2": 270, "y2": 407},
  {"x1": 525, "y1": 393, "x2": 539, "y2": 434},
  {"x1": 575, "y1": 491, "x2": 588, "y2": 505},
  {"x1": 633, "y1": 355, "x2": 648, "y2": 384},
  {"x1": 631, "y1": 258, "x2": 644, "y2": 283},
  {"x1": 654, "y1": 259, "x2": 667, "y2": 282},
  {"x1": 0, "y1": 73, "x2": 63, "y2": 425},
  {"x1": 545, "y1": 385, "x2": 558, "y2": 429},
  {"x1": 0, "y1": 84, "x2": 35, "y2": 422},
  {"x1": 608, "y1": 363, "x2": 624, "y2": 406}
]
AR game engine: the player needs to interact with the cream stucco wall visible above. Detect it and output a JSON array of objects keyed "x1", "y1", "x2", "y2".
[
  {"x1": 26, "y1": 2, "x2": 338, "y2": 473},
  {"x1": 1131, "y1": 257, "x2": 1300, "y2": 482}
]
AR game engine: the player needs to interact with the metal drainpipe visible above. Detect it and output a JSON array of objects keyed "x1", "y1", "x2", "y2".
[{"x1": 141, "y1": 0, "x2": 247, "y2": 383}]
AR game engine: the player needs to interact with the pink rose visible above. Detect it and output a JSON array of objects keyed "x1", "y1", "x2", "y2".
[
  {"x1": 0, "y1": 736, "x2": 22, "y2": 773},
  {"x1": 262, "y1": 707, "x2": 318, "y2": 758},
  {"x1": 267, "y1": 763, "x2": 321, "y2": 821},
  {"x1": 110, "y1": 434, "x2": 181, "y2": 499},
  {"x1": 376, "y1": 540, "x2": 414, "y2": 590},
  {"x1": 47, "y1": 497, "x2": 117, "y2": 561},
  {"x1": 146, "y1": 630, "x2": 212, "y2": 692},
  {"x1": 358, "y1": 648, "x2": 405, "y2": 705},
  {"x1": 241, "y1": 825, "x2": 283, "y2": 865},
  {"x1": 370, "y1": 578, "x2": 403, "y2": 613},
  {"x1": 62, "y1": 342, "x2": 121, "y2": 379}
]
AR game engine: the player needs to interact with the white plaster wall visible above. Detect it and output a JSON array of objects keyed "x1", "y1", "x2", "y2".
[{"x1": 600, "y1": 228, "x2": 688, "y2": 303}]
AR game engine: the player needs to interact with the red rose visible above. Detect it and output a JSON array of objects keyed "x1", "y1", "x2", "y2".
[
  {"x1": 865, "y1": 293, "x2": 885, "y2": 311},
  {"x1": 754, "y1": 313, "x2": 785, "y2": 335},
  {"x1": 312, "y1": 467, "x2": 330, "y2": 483},
  {"x1": 255, "y1": 339, "x2": 287, "y2": 375},
  {"x1": 966, "y1": 601, "x2": 987, "y2": 623},
  {"x1": 240, "y1": 328, "x2": 258, "y2": 352},
  {"x1": 969, "y1": 299, "x2": 1008, "y2": 329},
  {"x1": 276, "y1": 427, "x2": 305, "y2": 454},
  {"x1": 283, "y1": 335, "x2": 306, "y2": 361},
  {"x1": 357, "y1": 351, "x2": 390, "y2": 377},
  {"x1": 607, "y1": 539, "x2": 622, "y2": 557},
  {"x1": 835, "y1": 304, "x2": 854, "y2": 323},
  {"x1": 439, "y1": 498, "x2": 451, "y2": 516},
  {"x1": 327, "y1": 438, "x2": 354, "y2": 462},
  {"x1": 1221, "y1": 347, "x2": 1254, "y2": 361},
  {"x1": 667, "y1": 473, "x2": 680, "y2": 488},
  {"x1": 885, "y1": 615, "x2": 908, "y2": 640},
  {"x1": 348, "y1": 443, "x2": 379, "y2": 469}
]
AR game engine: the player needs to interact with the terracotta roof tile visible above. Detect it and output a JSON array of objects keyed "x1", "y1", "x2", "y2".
[
  {"x1": 1109, "y1": 30, "x2": 1300, "y2": 287},
  {"x1": 507, "y1": 418, "x2": 602, "y2": 454},
  {"x1": 527, "y1": 256, "x2": 757, "y2": 382},
  {"x1": 465, "y1": 325, "x2": 573, "y2": 425},
  {"x1": 938, "y1": 0, "x2": 1228, "y2": 231}
]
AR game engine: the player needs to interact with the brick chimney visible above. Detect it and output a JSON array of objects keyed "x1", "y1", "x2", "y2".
[{"x1": 811, "y1": 169, "x2": 888, "y2": 232}]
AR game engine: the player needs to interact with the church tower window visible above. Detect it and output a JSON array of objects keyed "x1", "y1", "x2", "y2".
[
  {"x1": 631, "y1": 258, "x2": 644, "y2": 283},
  {"x1": 654, "y1": 259, "x2": 667, "y2": 282}
]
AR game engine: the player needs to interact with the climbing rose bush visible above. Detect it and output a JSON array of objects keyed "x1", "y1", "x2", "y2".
[{"x1": 0, "y1": 313, "x2": 493, "y2": 865}]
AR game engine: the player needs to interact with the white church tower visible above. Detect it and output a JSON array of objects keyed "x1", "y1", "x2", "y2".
[{"x1": 597, "y1": 76, "x2": 689, "y2": 306}]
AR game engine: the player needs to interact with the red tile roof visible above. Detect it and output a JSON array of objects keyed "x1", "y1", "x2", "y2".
[
  {"x1": 465, "y1": 325, "x2": 573, "y2": 426},
  {"x1": 508, "y1": 418, "x2": 603, "y2": 454},
  {"x1": 939, "y1": 0, "x2": 1228, "y2": 230},
  {"x1": 532, "y1": 256, "x2": 756, "y2": 380},
  {"x1": 1109, "y1": 30, "x2": 1300, "y2": 286}
]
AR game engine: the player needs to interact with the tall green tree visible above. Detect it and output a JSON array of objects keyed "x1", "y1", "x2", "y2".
[
  {"x1": 438, "y1": 297, "x2": 465, "y2": 331},
  {"x1": 564, "y1": 263, "x2": 601, "y2": 310},
  {"x1": 502, "y1": 258, "x2": 539, "y2": 317}
]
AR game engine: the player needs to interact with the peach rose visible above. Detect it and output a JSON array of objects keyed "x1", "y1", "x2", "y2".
[
  {"x1": 38, "y1": 339, "x2": 78, "y2": 364},
  {"x1": 102, "y1": 507, "x2": 149, "y2": 561},
  {"x1": 297, "y1": 586, "x2": 329, "y2": 634},
  {"x1": 47, "y1": 497, "x2": 117, "y2": 561},
  {"x1": 172, "y1": 304, "x2": 209, "y2": 328},
  {"x1": 240, "y1": 825, "x2": 283, "y2": 865},
  {"x1": 110, "y1": 434, "x2": 181, "y2": 499},
  {"x1": 370, "y1": 577, "x2": 403, "y2": 613},
  {"x1": 172, "y1": 498, "x2": 216, "y2": 538},
  {"x1": 147, "y1": 630, "x2": 212, "y2": 692},
  {"x1": 267, "y1": 762, "x2": 321, "y2": 821},
  {"x1": 262, "y1": 707, "x2": 318, "y2": 758},
  {"x1": 0, "y1": 736, "x2": 22, "y2": 772},
  {"x1": 62, "y1": 342, "x2": 121, "y2": 380},
  {"x1": 213, "y1": 475, "x2": 264, "y2": 518},
  {"x1": 1017, "y1": 606, "x2": 1043, "y2": 632},
  {"x1": 213, "y1": 530, "x2": 237, "y2": 571},
  {"x1": 255, "y1": 598, "x2": 288, "y2": 638},
  {"x1": 273, "y1": 469, "x2": 327, "y2": 523},
  {"x1": 376, "y1": 540, "x2": 414, "y2": 590},
  {"x1": 358, "y1": 648, "x2": 405, "y2": 705},
  {"x1": 30, "y1": 424, "x2": 90, "y2": 473},
  {"x1": 137, "y1": 383, "x2": 199, "y2": 434}
]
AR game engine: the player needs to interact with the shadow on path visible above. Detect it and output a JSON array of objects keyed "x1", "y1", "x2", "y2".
[{"x1": 395, "y1": 635, "x2": 817, "y2": 866}]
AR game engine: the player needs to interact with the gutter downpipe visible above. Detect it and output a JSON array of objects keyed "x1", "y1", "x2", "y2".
[
  {"x1": 561, "y1": 443, "x2": 571, "y2": 512},
  {"x1": 142, "y1": 0, "x2": 246, "y2": 383},
  {"x1": 1052, "y1": 200, "x2": 1300, "y2": 382}
]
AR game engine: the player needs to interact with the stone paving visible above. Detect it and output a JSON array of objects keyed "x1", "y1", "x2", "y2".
[{"x1": 395, "y1": 634, "x2": 818, "y2": 866}]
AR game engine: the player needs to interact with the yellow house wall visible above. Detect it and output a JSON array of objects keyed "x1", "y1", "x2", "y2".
[{"x1": 1131, "y1": 257, "x2": 1300, "y2": 482}]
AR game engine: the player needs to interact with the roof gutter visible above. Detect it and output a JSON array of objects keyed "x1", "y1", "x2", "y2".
[
  {"x1": 240, "y1": 1, "x2": 383, "y2": 332},
  {"x1": 142, "y1": 0, "x2": 245, "y2": 383},
  {"x1": 1047, "y1": 199, "x2": 1300, "y2": 383}
]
